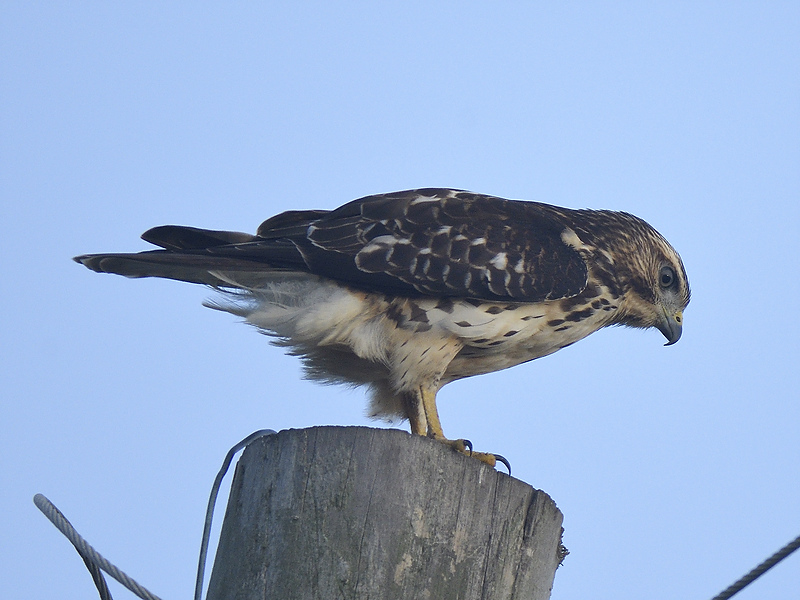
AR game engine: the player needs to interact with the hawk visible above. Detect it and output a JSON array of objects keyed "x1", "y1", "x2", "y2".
[{"x1": 75, "y1": 188, "x2": 690, "y2": 470}]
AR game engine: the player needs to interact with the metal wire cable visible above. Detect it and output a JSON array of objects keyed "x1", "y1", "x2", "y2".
[
  {"x1": 79, "y1": 550, "x2": 114, "y2": 600},
  {"x1": 33, "y1": 493, "x2": 163, "y2": 600},
  {"x1": 194, "y1": 429, "x2": 277, "y2": 600},
  {"x1": 34, "y1": 429, "x2": 276, "y2": 600},
  {"x1": 710, "y1": 532, "x2": 800, "y2": 600}
]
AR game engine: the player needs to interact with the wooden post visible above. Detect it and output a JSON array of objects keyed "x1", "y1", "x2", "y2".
[{"x1": 206, "y1": 426, "x2": 564, "y2": 600}]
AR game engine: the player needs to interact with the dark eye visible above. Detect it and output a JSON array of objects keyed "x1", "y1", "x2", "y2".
[{"x1": 659, "y1": 266, "x2": 676, "y2": 289}]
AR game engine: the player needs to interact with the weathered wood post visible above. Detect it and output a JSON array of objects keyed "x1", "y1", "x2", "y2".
[{"x1": 206, "y1": 426, "x2": 564, "y2": 600}]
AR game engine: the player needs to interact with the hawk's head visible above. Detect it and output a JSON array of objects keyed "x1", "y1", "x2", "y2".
[{"x1": 594, "y1": 213, "x2": 690, "y2": 345}]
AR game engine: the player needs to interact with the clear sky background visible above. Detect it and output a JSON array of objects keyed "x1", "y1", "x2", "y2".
[{"x1": 2, "y1": 3, "x2": 798, "y2": 599}]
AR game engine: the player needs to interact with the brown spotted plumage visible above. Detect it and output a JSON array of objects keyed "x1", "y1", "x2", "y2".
[{"x1": 75, "y1": 188, "x2": 690, "y2": 470}]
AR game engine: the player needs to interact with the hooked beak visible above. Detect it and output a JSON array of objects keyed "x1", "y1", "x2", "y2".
[{"x1": 657, "y1": 308, "x2": 683, "y2": 346}]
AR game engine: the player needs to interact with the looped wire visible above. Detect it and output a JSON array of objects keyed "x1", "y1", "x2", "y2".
[
  {"x1": 33, "y1": 493, "x2": 163, "y2": 600},
  {"x1": 34, "y1": 428, "x2": 277, "y2": 600},
  {"x1": 194, "y1": 429, "x2": 277, "y2": 600}
]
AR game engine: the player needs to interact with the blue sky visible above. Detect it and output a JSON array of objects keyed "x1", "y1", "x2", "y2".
[{"x1": 2, "y1": 3, "x2": 798, "y2": 599}]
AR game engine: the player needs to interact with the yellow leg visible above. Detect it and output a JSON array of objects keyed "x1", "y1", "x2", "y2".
[
  {"x1": 418, "y1": 388, "x2": 507, "y2": 471},
  {"x1": 419, "y1": 387, "x2": 446, "y2": 439},
  {"x1": 420, "y1": 387, "x2": 468, "y2": 451},
  {"x1": 402, "y1": 388, "x2": 510, "y2": 473}
]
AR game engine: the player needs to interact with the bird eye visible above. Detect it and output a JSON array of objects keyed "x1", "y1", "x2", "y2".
[{"x1": 659, "y1": 266, "x2": 676, "y2": 289}]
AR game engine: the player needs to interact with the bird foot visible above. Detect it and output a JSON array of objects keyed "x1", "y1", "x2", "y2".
[
  {"x1": 472, "y1": 451, "x2": 511, "y2": 474},
  {"x1": 433, "y1": 437, "x2": 511, "y2": 475}
]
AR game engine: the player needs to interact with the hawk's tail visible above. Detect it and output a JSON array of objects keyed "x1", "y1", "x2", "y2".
[{"x1": 74, "y1": 225, "x2": 300, "y2": 289}]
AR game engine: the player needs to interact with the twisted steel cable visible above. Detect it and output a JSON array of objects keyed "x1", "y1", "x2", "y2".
[
  {"x1": 33, "y1": 493, "x2": 162, "y2": 600},
  {"x1": 710, "y1": 532, "x2": 800, "y2": 600}
]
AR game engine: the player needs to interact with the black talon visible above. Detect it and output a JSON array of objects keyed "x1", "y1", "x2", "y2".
[
  {"x1": 494, "y1": 454, "x2": 511, "y2": 475},
  {"x1": 463, "y1": 439, "x2": 473, "y2": 455}
]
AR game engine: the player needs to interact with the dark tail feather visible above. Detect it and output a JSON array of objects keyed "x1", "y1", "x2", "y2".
[
  {"x1": 141, "y1": 226, "x2": 258, "y2": 250},
  {"x1": 75, "y1": 225, "x2": 312, "y2": 288},
  {"x1": 73, "y1": 250, "x2": 290, "y2": 288}
]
